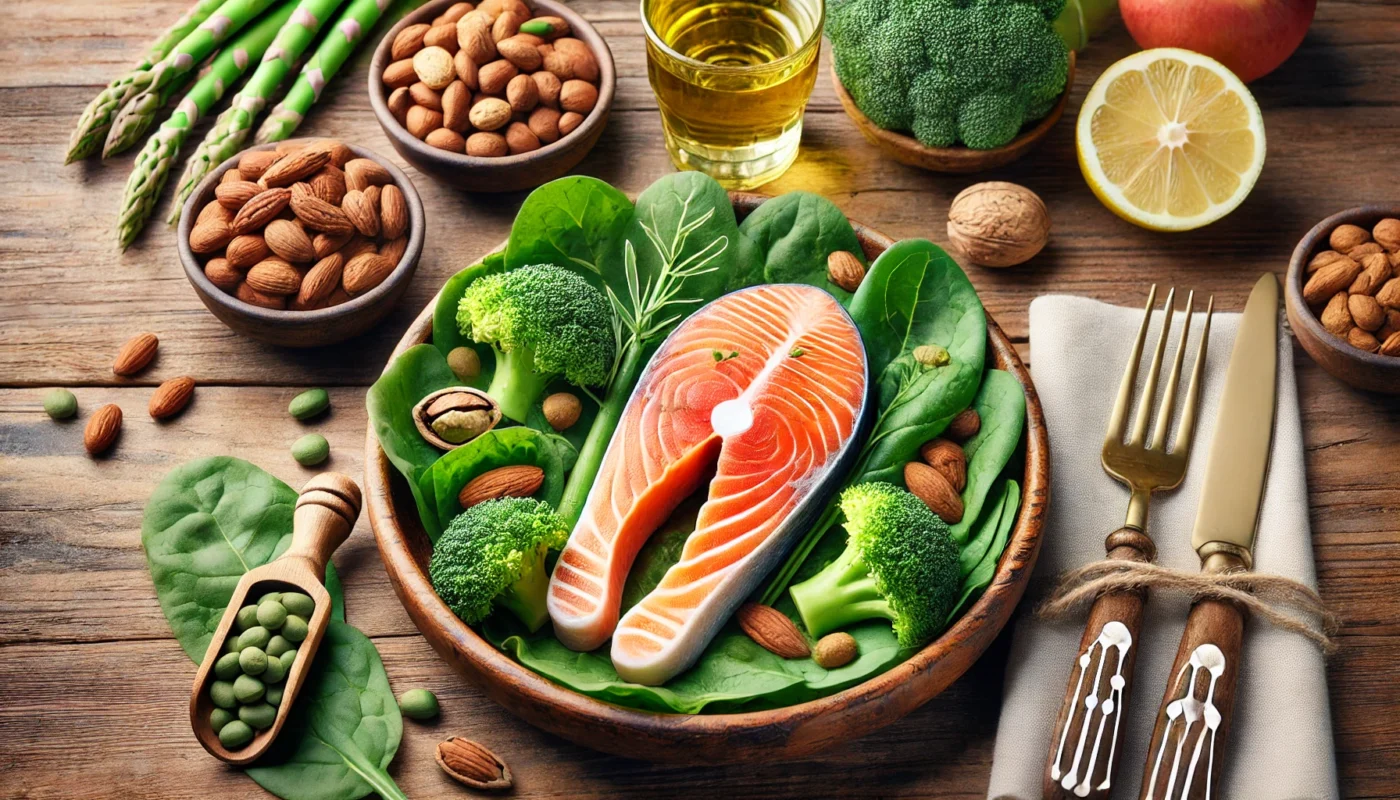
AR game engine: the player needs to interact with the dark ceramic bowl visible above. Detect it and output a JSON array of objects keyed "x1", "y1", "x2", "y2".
[
  {"x1": 368, "y1": 0, "x2": 615, "y2": 193},
  {"x1": 178, "y1": 140, "x2": 425, "y2": 348},
  {"x1": 1285, "y1": 205, "x2": 1400, "y2": 394}
]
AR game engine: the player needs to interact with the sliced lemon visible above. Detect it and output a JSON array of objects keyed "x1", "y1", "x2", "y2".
[{"x1": 1077, "y1": 48, "x2": 1266, "y2": 232}]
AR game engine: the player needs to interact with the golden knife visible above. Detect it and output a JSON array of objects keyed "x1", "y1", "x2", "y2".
[{"x1": 1138, "y1": 274, "x2": 1280, "y2": 800}]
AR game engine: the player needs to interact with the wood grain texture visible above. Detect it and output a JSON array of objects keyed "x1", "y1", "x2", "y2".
[{"x1": 1, "y1": 0, "x2": 1399, "y2": 796}]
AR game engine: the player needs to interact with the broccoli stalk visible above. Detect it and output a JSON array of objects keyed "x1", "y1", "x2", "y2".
[
  {"x1": 457, "y1": 264, "x2": 615, "y2": 423},
  {"x1": 789, "y1": 482, "x2": 960, "y2": 648}
]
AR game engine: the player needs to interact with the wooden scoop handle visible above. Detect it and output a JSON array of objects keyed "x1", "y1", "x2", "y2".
[{"x1": 282, "y1": 472, "x2": 362, "y2": 581}]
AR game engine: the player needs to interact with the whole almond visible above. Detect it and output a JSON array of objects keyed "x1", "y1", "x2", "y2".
[
  {"x1": 338, "y1": 233, "x2": 378, "y2": 261},
  {"x1": 1374, "y1": 218, "x2": 1400, "y2": 252},
  {"x1": 197, "y1": 199, "x2": 234, "y2": 226},
  {"x1": 205, "y1": 257, "x2": 242, "y2": 291},
  {"x1": 492, "y1": 9, "x2": 524, "y2": 42},
  {"x1": 225, "y1": 234, "x2": 270, "y2": 269},
  {"x1": 423, "y1": 23, "x2": 460, "y2": 54},
  {"x1": 291, "y1": 192, "x2": 354, "y2": 234},
  {"x1": 426, "y1": 127, "x2": 466, "y2": 152},
  {"x1": 221, "y1": 168, "x2": 245, "y2": 184},
  {"x1": 392, "y1": 23, "x2": 431, "y2": 60},
  {"x1": 344, "y1": 158, "x2": 392, "y2": 191},
  {"x1": 84, "y1": 404, "x2": 122, "y2": 456},
  {"x1": 246, "y1": 258, "x2": 302, "y2": 295},
  {"x1": 342, "y1": 190, "x2": 381, "y2": 238},
  {"x1": 827, "y1": 251, "x2": 865, "y2": 292},
  {"x1": 276, "y1": 140, "x2": 305, "y2": 157},
  {"x1": 454, "y1": 49, "x2": 480, "y2": 89},
  {"x1": 1350, "y1": 252, "x2": 1392, "y2": 296},
  {"x1": 1350, "y1": 242, "x2": 1384, "y2": 259},
  {"x1": 528, "y1": 106, "x2": 561, "y2": 143},
  {"x1": 1331, "y1": 224, "x2": 1371, "y2": 253},
  {"x1": 113, "y1": 333, "x2": 158, "y2": 376},
  {"x1": 236, "y1": 281, "x2": 288, "y2": 309},
  {"x1": 436, "y1": 737, "x2": 512, "y2": 790},
  {"x1": 505, "y1": 73, "x2": 539, "y2": 113},
  {"x1": 1349, "y1": 293, "x2": 1385, "y2": 331},
  {"x1": 478, "y1": 59, "x2": 518, "y2": 95},
  {"x1": 231, "y1": 187, "x2": 292, "y2": 235},
  {"x1": 904, "y1": 461, "x2": 964, "y2": 524},
  {"x1": 1348, "y1": 327, "x2": 1381, "y2": 353},
  {"x1": 1303, "y1": 258, "x2": 1365, "y2": 306},
  {"x1": 919, "y1": 438, "x2": 967, "y2": 493},
  {"x1": 558, "y1": 111, "x2": 584, "y2": 136},
  {"x1": 1307, "y1": 250, "x2": 1350, "y2": 274},
  {"x1": 437, "y1": 2, "x2": 474, "y2": 25},
  {"x1": 469, "y1": 97, "x2": 512, "y2": 131},
  {"x1": 261, "y1": 148, "x2": 331, "y2": 187},
  {"x1": 309, "y1": 166, "x2": 348, "y2": 206},
  {"x1": 559, "y1": 80, "x2": 598, "y2": 114},
  {"x1": 457, "y1": 12, "x2": 497, "y2": 64},
  {"x1": 380, "y1": 236, "x2": 410, "y2": 265},
  {"x1": 297, "y1": 253, "x2": 345, "y2": 307},
  {"x1": 149, "y1": 376, "x2": 195, "y2": 419},
  {"x1": 414, "y1": 46, "x2": 456, "y2": 90},
  {"x1": 540, "y1": 43, "x2": 572, "y2": 80},
  {"x1": 532, "y1": 70, "x2": 561, "y2": 108},
  {"x1": 1378, "y1": 278, "x2": 1400, "y2": 309},
  {"x1": 813, "y1": 632, "x2": 859, "y2": 669},
  {"x1": 1319, "y1": 292, "x2": 1353, "y2": 337},
  {"x1": 497, "y1": 35, "x2": 542, "y2": 71},
  {"x1": 388, "y1": 86, "x2": 414, "y2": 124},
  {"x1": 736, "y1": 603, "x2": 809, "y2": 659},
  {"x1": 238, "y1": 149, "x2": 279, "y2": 180},
  {"x1": 466, "y1": 131, "x2": 508, "y2": 157},
  {"x1": 442, "y1": 81, "x2": 471, "y2": 132},
  {"x1": 409, "y1": 82, "x2": 443, "y2": 111},
  {"x1": 265, "y1": 218, "x2": 317, "y2": 263},
  {"x1": 505, "y1": 121, "x2": 540, "y2": 154},
  {"x1": 383, "y1": 58, "x2": 418, "y2": 89},
  {"x1": 554, "y1": 38, "x2": 599, "y2": 82},
  {"x1": 946, "y1": 408, "x2": 981, "y2": 442},
  {"x1": 343, "y1": 252, "x2": 396, "y2": 295},
  {"x1": 380, "y1": 185, "x2": 409, "y2": 240},
  {"x1": 458, "y1": 464, "x2": 545, "y2": 508},
  {"x1": 1381, "y1": 331, "x2": 1400, "y2": 357},
  {"x1": 313, "y1": 229, "x2": 354, "y2": 259},
  {"x1": 189, "y1": 219, "x2": 234, "y2": 253},
  {"x1": 215, "y1": 180, "x2": 262, "y2": 210}
]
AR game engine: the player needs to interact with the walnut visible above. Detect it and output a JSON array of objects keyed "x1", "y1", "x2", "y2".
[{"x1": 946, "y1": 181, "x2": 1050, "y2": 268}]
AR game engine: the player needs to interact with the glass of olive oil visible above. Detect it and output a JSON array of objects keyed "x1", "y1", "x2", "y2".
[{"x1": 642, "y1": 0, "x2": 823, "y2": 190}]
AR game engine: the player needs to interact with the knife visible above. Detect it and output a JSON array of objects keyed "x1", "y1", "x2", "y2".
[{"x1": 1137, "y1": 274, "x2": 1279, "y2": 800}]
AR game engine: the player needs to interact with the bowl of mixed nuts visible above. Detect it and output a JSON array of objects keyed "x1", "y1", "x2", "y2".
[
  {"x1": 178, "y1": 139, "x2": 425, "y2": 348},
  {"x1": 368, "y1": 0, "x2": 614, "y2": 192},
  {"x1": 1287, "y1": 205, "x2": 1400, "y2": 394}
]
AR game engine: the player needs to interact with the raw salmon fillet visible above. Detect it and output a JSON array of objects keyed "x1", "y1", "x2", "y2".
[{"x1": 547, "y1": 284, "x2": 869, "y2": 685}]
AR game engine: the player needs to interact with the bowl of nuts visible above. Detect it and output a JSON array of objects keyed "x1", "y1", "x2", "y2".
[
  {"x1": 178, "y1": 139, "x2": 425, "y2": 348},
  {"x1": 369, "y1": 0, "x2": 614, "y2": 193},
  {"x1": 1286, "y1": 205, "x2": 1400, "y2": 394}
]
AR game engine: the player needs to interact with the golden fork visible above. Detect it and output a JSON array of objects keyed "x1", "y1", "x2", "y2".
[{"x1": 1043, "y1": 286, "x2": 1214, "y2": 800}]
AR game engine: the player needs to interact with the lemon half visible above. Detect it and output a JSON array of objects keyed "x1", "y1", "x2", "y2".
[{"x1": 1077, "y1": 48, "x2": 1266, "y2": 232}]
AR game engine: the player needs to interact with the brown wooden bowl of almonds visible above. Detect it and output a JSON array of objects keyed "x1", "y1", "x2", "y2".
[
  {"x1": 1286, "y1": 205, "x2": 1400, "y2": 394},
  {"x1": 368, "y1": 0, "x2": 614, "y2": 193},
  {"x1": 177, "y1": 139, "x2": 425, "y2": 348}
]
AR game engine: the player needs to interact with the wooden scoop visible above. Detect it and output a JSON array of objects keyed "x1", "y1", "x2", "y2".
[{"x1": 189, "y1": 472, "x2": 362, "y2": 764}]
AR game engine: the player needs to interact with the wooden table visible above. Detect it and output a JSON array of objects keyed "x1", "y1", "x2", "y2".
[{"x1": 2, "y1": 2, "x2": 1397, "y2": 797}]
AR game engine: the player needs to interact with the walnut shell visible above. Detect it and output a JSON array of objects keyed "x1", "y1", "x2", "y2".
[{"x1": 946, "y1": 182, "x2": 1050, "y2": 268}]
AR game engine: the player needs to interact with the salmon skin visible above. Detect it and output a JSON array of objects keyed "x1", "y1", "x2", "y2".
[{"x1": 547, "y1": 284, "x2": 870, "y2": 685}]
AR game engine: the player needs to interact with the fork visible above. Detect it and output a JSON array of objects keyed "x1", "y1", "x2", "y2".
[{"x1": 1044, "y1": 286, "x2": 1214, "y2": 800}]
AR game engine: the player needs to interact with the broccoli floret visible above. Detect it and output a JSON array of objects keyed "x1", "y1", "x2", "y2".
[
  {"x1": 789, "y1": 482, "x2": 960, "y2": 648},
  {"x1": 429, "y1": 497, "x2": 570, "y2": 632},
  {"x1": 828, "y1": 0, "x2": 1070, "y2": 150},
  {"x1": 457, "y1": 264, "x2": 615, "y2": 422}
]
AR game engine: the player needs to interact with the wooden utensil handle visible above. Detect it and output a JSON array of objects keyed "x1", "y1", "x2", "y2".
[
  {"x1": 1138, "y1": 597, "x2": 1246, "y2": 800},
  {"x1": 283, "y1": 472, "x2": 363, "y2": 580},
  {"x1": 1044, "y1": 527, "x2": 1154, "y2": 800}
]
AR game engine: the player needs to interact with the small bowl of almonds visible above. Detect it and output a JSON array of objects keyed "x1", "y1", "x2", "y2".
[
  {"x1": 1286, "y1": 205, "x2": 1400, "y2": 393},
  {"x1": 178, "y1": 139, "x2": 425, "y2": 348},
  {"x1": 368, "y1": 0, "x2": 614, "y2": 192}
]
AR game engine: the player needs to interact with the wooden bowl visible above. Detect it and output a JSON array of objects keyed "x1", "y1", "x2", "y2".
[
  {"x1": 831, "y1": 52, "x2": 1075, "y2": 174},
  {"x1": 368, "y1": 0, "x2": 615, "y2": 193},
  {"x1": 178, "y1": 140, "x2": 425, "y2": 348},
  {"x1": 1285, "y1": 205, "x2": 1400, "y2": 393},
  {"x1": 364, "y1": 197, "x2": 1050, "y2": 763}
]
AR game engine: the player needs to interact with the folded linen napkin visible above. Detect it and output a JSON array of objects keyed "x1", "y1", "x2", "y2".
[{"x1": 986, "y1": 294, "x2": 1338, "y2": 800}]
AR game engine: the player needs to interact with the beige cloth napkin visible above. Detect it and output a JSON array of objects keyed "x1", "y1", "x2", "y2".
[{"x1": 986, "y1": 295, "x2": 1338, "y2": 800}]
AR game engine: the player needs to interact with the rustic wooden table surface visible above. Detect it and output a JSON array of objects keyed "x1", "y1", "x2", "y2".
[{"x1": 3, "y1": 1, "x2": 1398, "y2": 797}]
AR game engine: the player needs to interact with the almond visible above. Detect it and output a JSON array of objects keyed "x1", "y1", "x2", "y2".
[
  {"x1": 919, "y1": 438, "x2": 967, "y2": 493},
  {"x1": 423, "y1": 23, "x2": 460, "y2": 54},
  {"x1": 454, "y1": 49, "x2": 480, "y2": 89},
  {"x1": 497, "y1": 35, "x2": 542, "y2": 71},
  {"x1": 380, "y1": 184, "x2": 409, "y2": 240},
  {"x1": 230, "y1": 187, "x2": 292, "y2": 235},
  {"x1": 553, "y1": 38, "x2": 599, "y2": 82},
  {"x1": 391, "y1": 23, "x2": 431, "y2": 60},
  {"x1": 736, "y1": 603, "x2": 809, "y2": 659},
  {"x1": 458, "y1": 464, "x2": 545, "y2": 508},
  {"x1": 225, "y1": 234, "x2": 270, "y2": 270},
  {"x1": 1350, "y1": 252, "x2": 1391, "y2": 296},
  {"x1": 291, "y1": 192, "x2": 354, "y2": 235},
  {"x1": 1319, "y1": 292, "x2": 1353, "y2": 337},
  {"x1": 1378, "y1": 278, "x2": 1400, "y2": 309},
  {"x1": 276, "y1": 140, "x2": 305, "y2": 157},
  {"x1": 246, "y1": 258, "x2": 302, "y2": 295},
  {"x1": 457, "y1": 12, "x2": 497, "y2": 64},
  {"x1": 265, "y1": 218, "x2": 317, "y2": 263},
  {"x1": 238, "y1": 149, "x2": 279, "y2": 180},
  {"x1": 426, "y1": 127, "x2": 466, "y2": 152},
  {"x1": 1350, "y1": 242, "x2": 1384, "y2": 259},
  {"x1": 466, "y1": 131, "x2": 508, "y2": 157},
  {"x1": 262, "y1": 147, "x2": 330, "y2": 188},
  {"x1": 505, "y1": 121, "x2": 539, "y2": 154},
  {"x1": 113, "y1": 332, "x2": 158, "y2": 376},
  {"x1": 904, "y1": 461, "x2": 964, "y2": 524},
  {"x1": 221, "y1": 167, "x2": 245, "y2": 185},
  {"x1": 313, "y1": 229, "x2": 354, "y2": 259},
  {"x1": 413, "y1": 45, "x2": 456, "y2": 90},
  {"x1": 189, "y1": 219, "x2": 234, "y2": 253},
  {"x1": 505, "y1": 73, "x2": 538, "y2": 114},
  {"x1": 343, "y1": 252, "x2": 396, "y2": 295},
  {"x1": 406, "y1": 104, "x2": 443, "y2": 139},
  {"x1": 236, "y1": 281, "x2": 288, "y2": 309},
  {"x1": 344, "y1": 158, "x2": 392, "y2": 191},
  {"x1": 309, "y1": 166, "x2": 348, "y2": 206},
  {"x1": 469, "y1": 97, "x2": 512, "y2": 131},
  {"x1": 297, "y1": 253, "x2": 345, "y2": 307},
  {"x1": 1349, "y1": 293, "x2": 1385, "y2": 332},
  {"x1": 436, "y1": 738, "x2": 512, "y2": 791},
  {"x1": 442, "y1": 80, "x2": 471, "y2": 132},
  {"x1": 559, "y1": 79, "x2": 598, "y2": 114},
  {"x1": 813, "y1": 632, "x2": 858, "y2": 669},
  {"x1": 215, "y1": 180, "x2": 262, "y2": 210},
  {"x1": 197, "y1": 199, "x2": 234, "y2": 226},
  {"x1": 1374, "y1": 218, "x2": 1400, "y2": 252},
  {"x1": 338, "y1": 233, "x2": 379, "y2": 261},
  {"x1": 410, "y1": 81, "x2": 444, "y2": 111},
  {"x1": 531, "y1": 71, "x2": 561, "y2": 110},
  {"x1": 558, "y1": 111, "x2": 584, "y2": 136},
  {"x1": 1348, "y1": 327, "x2": 1381, "y2": 353},
  {"x1": 388, "y1": 86, "x2": 414, "y2": 124},
  {"x1": 383, "y1": 58, "x2": 418, "y2": 89},
  {"x1": 1307, "y1": 250, "x2": 1350, "y2": 274},
  {"x1": 84, "y1": 404, "x2": 122, "y2": 456},
  {"x1": 437, "y1": 2, "x2": 474, "y2": 25},
  {"x1": 148, "y1": 376, "x2": 195, "y2": 419},
  {"x1": 380, "y1": 236, "x2": 410, "y2": 265},
  {"x1": 827, "y1": 250, "x2": 864, "y2": 292},
  {"x1": 528, "y1": 106, "x2": 561, "y2": 143},
  {"x1": 1303, "y1": 258, "x2": 1365, "y2": 306},
  {"x1": 341, "y1": 190, "x2": 381, "y2": 238},
  {"x1": 1381, "y1": 331, "x2": 1400, "y2": 357},
  {"x1": 478, "y1": 59, "x2": 517, "y2": 95},
  {"x1": 946, "y1": 408, "x2": 981, "y2": 442},
  {"x1": 205, "y1": 257, "x2": 242, "y2": 291},
  {"x1": 1331, "y1": 223, "x2": 1371, "y2": 253},
  {"x1": 492, "y1": 9, "x2": 524, "y2": 42}
]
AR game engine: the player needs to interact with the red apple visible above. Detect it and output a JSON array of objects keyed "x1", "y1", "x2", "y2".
[{"x1": 1120, "y1": 0, "x2": 1316, "y2": 83}]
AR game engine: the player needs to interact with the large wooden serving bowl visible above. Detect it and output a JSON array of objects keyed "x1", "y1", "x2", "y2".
[{"x1": 365, "y1": 195, "x2": 1051, "y2": 764}]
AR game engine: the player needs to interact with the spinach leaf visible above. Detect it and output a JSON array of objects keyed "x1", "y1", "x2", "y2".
[
  {"x1": 432, "y1": 250, "x2": 506, "y2": 374},
  {"x1": 422, "y1": 426, "x2": 577, "y2": 539},
  {"x1": 957, "y1": 477, "x2": 1010, "y2": 579},
  {"x1": 247, "y1": 621, "x2": 407, "y2": 800},
  {"x1": 948, "y1": 369, "x2": 1027, "y2": 545},
  {"x1": 142, "y1": 457, "x2": 346, "y2": 662},
  {"x1": 949, "y1": 479, "x2": 1020, "y2": 622},
  {"x1": 504, "y1": 176, "x2": 634, "y2": 283},
  {"x1": 735, "y1": 191, "x2": 864, "y2": 299}
]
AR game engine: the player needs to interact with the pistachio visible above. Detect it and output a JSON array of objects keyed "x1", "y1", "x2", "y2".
[
  {"x1": 914, "y1": 344, "x2": 950, "y2": 369},
  {"x1": 413, "y1": 386, "x2": 502, "y2": 449}
]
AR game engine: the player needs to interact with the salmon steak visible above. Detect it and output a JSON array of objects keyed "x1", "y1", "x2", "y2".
[{"x1": 547, "y1": 284, "x2": 870, "y2": 685}]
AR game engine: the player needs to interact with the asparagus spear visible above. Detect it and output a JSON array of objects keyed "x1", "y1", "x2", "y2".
[
  {"x1": 255, "y1": 0, "x2": 388, "y2": 144},
  {"x1": 103, "y1": 0, "x2": 288, "y2": 158},
  {"x1": 65, "y1": 0, "x2": 228, "y2": 164},
  {"x1": 169, "y1": 0, "x2": 349, "y2": 218},
  {"x1": 116, "y1": 4, "x2": 297, "y2": 250}
]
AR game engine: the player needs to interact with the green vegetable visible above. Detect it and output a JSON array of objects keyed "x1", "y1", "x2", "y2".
[
  {"x1": 288, "y1": 389, "x2": 330, "y2": 420},
  {"x1": 210, "y1": 707, "x2": 236, "y2": 734},
  {"x1": 1054, "y1": 0, "x2": 1119, "y2": 50},
  {"x1": 503, "y1": 176, "x2": 633, "y2": 281},
  {"x1": 429, "y1": 498, "x2": 570, "y2": 632},
  {"x1": 281, "y1": 592, "x2": 314, "y2": 617},
  {"x1": 43, "y1": 389, "x2": 77, "y2": 420},
  {"x1": 278, "y1": 649, "x2": 297, "y2": 671},
  {"x1": 257, "y1": 599, "x2": 289, "y2": 630},
  {"x1": 240, "y1": 702, "x2": 278, "y2": 730},
  {"x1": 259, "y1": 591, "x2": 283, "y2": 605},
  {"x1": 456, "y1": 263, "x2": 615, "y2": 423},
  {"x1": 265, "y1": 685, "x2": 284, "y2": 706},
  {"x1": 949, "y1": 479, "x2": 1021, "y2": 620},
  {"x1": 247, "y1": 621, "x2": 408, "y2": 800},
  {"x1": 422, "y1": 426, "x2": 576, "y2": 541},
  {"x1": 733, "y1": 191, "x2": 864, "y2": 297},
  {"x1": 239, "y1": 646, "x2": 269, "y2": 676},
  {"x1": 219, "y1": 719, "x2": 254, "y2": 748},
  {"x1": 266, "y1": 635, "x2": 293, "y2": 658},
  {"x1": 827, "y1": 0, "x2": 1071, "y2": 149},
  {"x1": 282, "y1": 615, "x2": 309, "y2": 643},
  {"x1": 292, "y1": 433, "x2": 329, "y2": 466},
  {"x1": 239, "y1": 626, "x2": 271, "y2": 651},
  {"x1": 215, "y1": 651, "x2": 243, "y2": 680},
  {"x1": 141, "y1": 457, "x2": 345, "y2": 661},
  {"x1": 433, "y1": 253, "x2": 507, "y2": 367},
  {"x1": 210, "y1": 680, "x2": 238, "y2": 709},
  {"x1": 233, "y1": 674, "x2": 265, "y2": 704},
  {"x1": 397, "y1": 688, "x2": 440, "y2": 720},
  {"x1": 789, "y1": 483, "x2": 960, "y2": 647},
  {"x1": 236, "y1": 605, "x2": 260, "y2": 631},
  {"x1": 262, "y1": 652, "x2": 288, "y2": 684},
  {"x1": 225, "y1": 636, "x2": 244, "y2": 654},
  {"x1": 947, "y1": 370, "x2": 1026, "y2": 546}
]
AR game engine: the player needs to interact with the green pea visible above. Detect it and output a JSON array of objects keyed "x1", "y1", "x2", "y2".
[
  {"x1": 258, "y1": 591, "x2": 283, "y2": 605},
  {"x1": 239, "y1": 702, "x2": 278, "y2": 731},
  {"x1": 265, "y1": 685, "x2": 284, "y2": 707},
  {"x1": 279, "y1": 649, "x2": 297, "y2": 671},
  {"x1": 261, "y1": 654, "x2": 287, "y2": 684},
  {"x1": 257, "y1": 600, "x2": 288, "y2": 630},
  {"x1": 210, "y1": 680, "x2": 237, "y2": 709},
  {"x1": 281, "y1": 592, "x2": 315, "y2": 618},
  {"x1": 397, "y1": 688, "x2": 440, "y2": 721},
  {"x1": 282, "y1": 614, "x2": 309, "y2": 643},
  {"x1": 236, "y1": 604, "x2": 260, "y2": 631},
  {"x1": 266, "y1": 635, "x2": 293, "y2": 657},
  {"x1": 210, "y1": 708, "x2": 235, "y2": 734},
  {"x1": 214, "y1": 652, "x2": 243, "y2": 680},
  {"x1": 238, "y1": 626, "x2": 271, "y2": 651},
  {"x1": 43, "y1": 388, "x2": 77, "y2": 420},
  {"x1": 239, "y1": 647, "x2": 268, "y2": 676},
  {"x1": 233, "y1": 674, "x2": 265, "y2": 704},
  {"x1": 292, "y1": 433, "x2": 330, "y2": 466},
  {"x1": 289, "y1": 388, "x2": 330, "y2": 420},
  {"x1": 218, "y1": 720, "x2": 254, "y2": 749}
]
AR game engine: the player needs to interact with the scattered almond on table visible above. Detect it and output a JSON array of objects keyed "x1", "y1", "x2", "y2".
[{"x1": 1303, "y1": 218, "x2": 1400, "y2": 356}]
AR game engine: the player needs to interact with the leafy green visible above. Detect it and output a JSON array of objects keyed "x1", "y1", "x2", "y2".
[
  {"x1": 141, "y1": 457, "x2": 345, "y2": 662},
  {"x1": 949, "y1": 479, "x2": 1021, "y2": 621},
  {"x1": 734, "y1": 191, "x2": 864, "y2": 298},
  {"x1": 432, "y1": 250, "x2": 506, "y2": 376},
  {"x1": 504, "y1": 175, "x2": 634, "y2": 283},
  {"x1": 948, "y1": 369, "x2": 1027, "y2": 545},
  {"x1": 247, "y1": 622, "x2": 407, "y2": 800},
  {"x1": 366, "y1": 344, "x2": 459, "y2": 537},
  {"x1": 422, "y1": 426, "x2": 577, "y2": 539}
]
